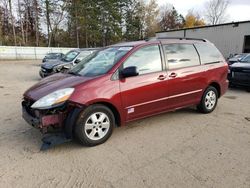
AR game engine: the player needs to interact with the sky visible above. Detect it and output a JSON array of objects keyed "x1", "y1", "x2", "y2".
[{"x1": 156, "y1": 0, "x2": 250, "y2": 23}]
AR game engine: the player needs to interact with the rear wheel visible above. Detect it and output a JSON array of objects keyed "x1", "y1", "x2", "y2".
[
  {"x1": 74, "y1": 104, "x2": 115, "y2": 146},
  {"x1": 197, "y1": 86, "x2": 218, "y2": 113}
]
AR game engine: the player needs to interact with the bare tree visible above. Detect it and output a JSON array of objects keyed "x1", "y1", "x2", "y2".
[
  {"x1": 24, "y1": 1, "x2": 28, "y2": 44},
  {"x1": 205, "y1": 0, "x2": 230, "y2": 25},
  {"x1": 1, "y1": 0, "x2": 10, "y2": 36},
  {"x1": 17, "y1": 0, "x2": 25, "y2": 45},
  {"x1": 45, "y1": 0, "x2": 50, "y2": 46},
  {"x1": 46, "y1": 0, "x2": 68, "y2": 47},
  {"x1": 21, "y1": 0, "x2": 31, "y2": 44},
  {"x1": 33, "y1": 0, "x2": 39, "y2": 46},
  {"x1": 8, "y1": 0, "x2": 17, "y2": 46}
]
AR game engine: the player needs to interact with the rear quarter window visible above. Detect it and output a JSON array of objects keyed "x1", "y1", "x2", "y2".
[{"x1": 194, "y1": 43, "x2": 224, "y2": 64}]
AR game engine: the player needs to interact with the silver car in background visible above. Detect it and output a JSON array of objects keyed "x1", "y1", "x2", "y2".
[{"x1": 40, "y1": 48, "x2": 98, "y2": 78}]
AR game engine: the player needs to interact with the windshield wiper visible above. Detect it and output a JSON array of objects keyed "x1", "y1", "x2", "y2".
[{"x1": 68, "y1": 71, "x2": 81, "y2": 76}]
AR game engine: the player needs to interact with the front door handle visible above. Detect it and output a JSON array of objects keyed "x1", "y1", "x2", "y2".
[
  {"x1": 169, "y1": 72, "x2": 177, "y2": 78},
  {"x1": 158, "y1": 75, "x2": 166, "y2": 80}
]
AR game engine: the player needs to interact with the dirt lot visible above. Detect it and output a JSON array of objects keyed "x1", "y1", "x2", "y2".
[{"x1": 0, "y1": 60, "x2": 250, "y2": 188}]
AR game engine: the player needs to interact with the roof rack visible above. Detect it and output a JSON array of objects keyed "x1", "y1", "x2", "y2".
[{"x1": 156, "y1": 37, "x2": 207, "y2": 42}]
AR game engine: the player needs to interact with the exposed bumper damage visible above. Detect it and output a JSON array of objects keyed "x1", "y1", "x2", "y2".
[
  {"x1": 22, "y1": 98, "x2": 83, "y2": 150},
  {"x1": 41, "y1": 133, "x2": 71, "y2": 150}
]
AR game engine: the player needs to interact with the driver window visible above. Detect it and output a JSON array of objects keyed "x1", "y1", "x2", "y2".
[{"x1": 123, "y1": 45, "x2": 162, "y2": 75}]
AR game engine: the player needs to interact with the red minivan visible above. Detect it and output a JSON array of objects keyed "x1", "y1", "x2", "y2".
[{"x1": 22, "y1": 38, "x2": 228, "y2": 148}]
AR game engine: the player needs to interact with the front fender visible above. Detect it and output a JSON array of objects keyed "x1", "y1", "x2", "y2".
[{"x1": 64, "y1": 106, "x2": 85, "y2": 138}]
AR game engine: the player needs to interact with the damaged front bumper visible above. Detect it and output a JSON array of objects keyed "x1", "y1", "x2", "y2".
[
  {"x1": 22, "y1": 99, "x2": 83, "y2": 150},
  {"x1": 22, "y1": 100, "x2": 65, "y2": 133}
]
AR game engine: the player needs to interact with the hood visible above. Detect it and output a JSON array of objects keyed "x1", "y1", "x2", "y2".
[
  {"x1": 41, "y1": 60, "x2": 70, "y2": 69},
  {"x1": 228, "y1": 58, "x2": 238, "y2": 62},
  {"x1": 230, "y1": 62, "x2": 250, "y2": 70},
  {"x1": 229, "y1": 62, "x2": 250, "y2": 72},
  {"x1": 24, "y1": 73, "x2": 94, "y2": 101}
]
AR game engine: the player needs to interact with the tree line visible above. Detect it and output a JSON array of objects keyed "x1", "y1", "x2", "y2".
[{"x1": 0, "y1": 0, "x2": 229, "y2": 47}]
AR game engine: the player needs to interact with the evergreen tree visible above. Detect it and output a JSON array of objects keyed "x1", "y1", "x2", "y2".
[{"x1": 159, "y1": 6, "x2": 185, "y2": 31}]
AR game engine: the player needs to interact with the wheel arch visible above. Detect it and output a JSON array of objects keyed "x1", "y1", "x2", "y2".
[
  {"x1": 208, "y1": 82, "x2": 221, "y2": 98},
  {"x1": 64, "y1": 100, "x2": 122, "y2": 139},
  {"x1": 91, "y1": 101, "x2": 121, "y2": 127}
]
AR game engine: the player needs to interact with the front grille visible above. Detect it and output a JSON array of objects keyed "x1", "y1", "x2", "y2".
[
  {"x1": 41, "y1": 68, "x2": 53, "y2": 73},
  {"x1": 233, "y1": 72, "x2": 250, "y2": 81}
]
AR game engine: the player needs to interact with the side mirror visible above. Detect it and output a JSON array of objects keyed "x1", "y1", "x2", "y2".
[
  {"x1": 120, "y1": 66, "x2": 139, "y2": 78},
  {"x1": 74, "y1": 58, "x2": 81, "y2": 64}
]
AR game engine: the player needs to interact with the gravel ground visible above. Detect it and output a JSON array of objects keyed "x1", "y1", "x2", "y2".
[{"x1": 0, "y1": 60, "x2": 250, "y2": 188}]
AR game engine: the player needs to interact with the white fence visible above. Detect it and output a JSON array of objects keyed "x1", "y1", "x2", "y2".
[{"x1": 0, "y1": 46, "x2": 75, "y2": 60}]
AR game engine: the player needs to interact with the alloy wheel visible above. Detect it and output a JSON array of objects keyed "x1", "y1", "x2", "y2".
[
  {"x1": 84, "y1": 112, "x2": 110, "y2": 141},
  {"x1": 205, "y1": 90, "x2": 217, "y2": 110}
]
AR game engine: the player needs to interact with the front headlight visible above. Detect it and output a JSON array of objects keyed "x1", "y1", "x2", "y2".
[
  {"x1": 53, "y1": 65, "x2": 63, "y2": 72},
  {"x1": 31, "y1": 88, "x2": 74, "y2": 109},
  {"x1": 53, "y1": 64, "x2": 70, "y2": 72}
]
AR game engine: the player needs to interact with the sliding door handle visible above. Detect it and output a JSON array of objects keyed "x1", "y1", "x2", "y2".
[
  {"x1": 169, "y1": 72, "x2": 177, "y2": 78},
  {"x1": 157, "y1": 75, "x2": 167, "y2": 80}
]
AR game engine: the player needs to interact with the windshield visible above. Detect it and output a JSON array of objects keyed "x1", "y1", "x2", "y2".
[
  {"x1": 240, "y1": 54, "x2": 250, "y2": 63},
  {"x1": 77, "y1": 51, "x2": 95, "y2": 61},
  {"x1": 230, "y1": 54, "x2": 247, "y2": 61},
  {"x1": 63, "y1": 50, "x2": 79, "y2": 62},
  {"x1": 69, "y1": 46, "x2": 133, "y2": 77}
]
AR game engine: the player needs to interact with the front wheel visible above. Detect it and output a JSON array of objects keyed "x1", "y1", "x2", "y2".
[
  {"x1": 74, "y1": 104, "x2": 115, "y2": 146},
  {"x1": 197, "y1": 86, "x2": 218, "y2": 113}
]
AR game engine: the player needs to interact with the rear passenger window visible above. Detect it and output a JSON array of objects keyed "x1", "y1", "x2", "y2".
[
  {"x1": 195, "y1": 43, "x2": 224, "y2": 64},
  {"x1": 123, "y1": 45, "x2": 162, "y2": 75},
  {"x1": 164, "y1": 44, "x2": 200, "y2": 69}
]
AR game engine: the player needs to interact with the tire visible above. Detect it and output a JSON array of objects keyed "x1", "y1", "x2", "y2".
[
  {"x1": 39, "y1": 71, "x2": 44, "y2": 78},
  {"x1": 74, "y1": 104, "x2": 115, "y2": 146},
  {"x1": 197, "y1": 86, "x2": 218, "y2": 114}
]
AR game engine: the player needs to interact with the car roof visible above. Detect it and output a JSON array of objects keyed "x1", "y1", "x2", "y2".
[
  {"x1": 111, "y1": 37, "x2": 209, "y2": 48},
  {"x1": 47, "y1": 52, "x2": 63, "y2": 54},
  {"x1": 72, "y1": 38, "x2": 209, "y2": 51},
  {"x1": 111, "y1": 40, "x2": 148, "y2": 47},
  {"x1": 69, "y1": 48, "x2": 99, "y2": 52},
  {"x1": 234, "y1": 53, "x2": 248, "y2": 57},
  {"x1": 229, "y1": 53, "x2": 249, "y2": 60},
  {"x1": 79, "y1": 48, "x2": 99, "y2": 51},
  {"x1": 153, "y1": 37, "x2": 208, "y2": 44}
]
